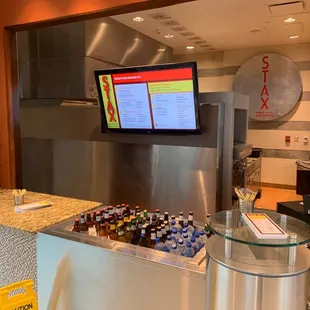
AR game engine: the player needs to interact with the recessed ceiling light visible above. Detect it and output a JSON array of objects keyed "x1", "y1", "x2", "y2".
[
  {"x1": 285, "y1": 17, "x2": 296, "y2": 23},
  {"x1": 158, "y1": 48, "x2": 166, "y2": 52},
  {"x1": 133, "y1": 17, "x2": 144, "y2": 22},
  {"x1": 164, "y1": 34, "x2": 174, "y2": 39},
  {"x1": 186, "y1": 46, "x2": 195, "y2": 50},
  {"x1": 289, "y1": 35, "x2": 299, "y2": 39}
]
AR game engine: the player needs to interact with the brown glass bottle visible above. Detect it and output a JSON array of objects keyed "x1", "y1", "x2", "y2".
[
  {"x1": 151, "y1": 214, "x2": 157, "y2": 229},
  {"x1": 115, "y1": 205, "x2": 122, "y2": 221},
  {"x1": 143, "y1": 210, "x2": 148, "y2": 219},
  {"x1": 149, "y1": 228, "x2": 156, "y2": 249},
  {"x1": 95, "y1": 212, "x2": 101, "y2": 236},
  {"x1": 164, "y1": 220, "x2": 171, "y2": 236},
  {"x1": 123, "y1": 213, "x2": 130, "y2": 228},
  {"x1": 159, "y1": 217, "x2": 164, "y2": 226},
  {"x1": 137, "y1": 225, "x2": 148, "y2": 248},
  {"x1": 108, "y1": 206, "x2": 114, "y2": 217},
  {"x1": 135, "y1": 206, "x2": 140, "y2": 215},
  {"x1": 109, "y1": 221, "x2": 118, "y2": 241},
  {"x1": 178, "y1": 212, "x2": 184, "y2": 228},
  {"x1": 156, "y1": 226, "x2": 162, "y2": 241},
  {"x1": 161, "y1": 223, "x2": 167, "y2": 242},
  {"x1": 72, "y1": 219, "x2": 80, "y2": 232},
  {"x1": 188, "y1": 211, "x2": 194, "y2": 227},
  {"x1": 137, "y1": 219, "x2": 143, "y2": 235},
  {"x1": 92, "y1": 211, "x2": 97, "y2": 225},
  {"x1": 102, "y1": 216, "x2": 110, "y2": 238},
  {"x1": 164, "y1": 212, "x2": 169, "y2": 222},
  {"x1": 129, "y1": 220, "x2": 138, "y2": 245},
  {"x1": 86, "y1": 212, "x2": 93, "y2": 228},
  {"x1": 80, "y1": 213, "x2": 88, "y2": 234},
  {"x1": 124, "y1": 221, "x2": 132, "y2": 243},
  {"x1": 155, "y1": 209, "x2": 160, "y2": 219},
  {"x1": 117, "y1": 224, "x2": 126, "y2": 243}
]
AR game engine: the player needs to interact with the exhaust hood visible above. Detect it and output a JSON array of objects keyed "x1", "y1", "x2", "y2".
[{"x1": 17, "y1": 18, "x2": 172, "y2": 100}]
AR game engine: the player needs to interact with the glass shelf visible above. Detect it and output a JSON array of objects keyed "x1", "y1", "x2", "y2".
[{"x1": 208, "y1": 209, "x2": 310, "y2": 247}]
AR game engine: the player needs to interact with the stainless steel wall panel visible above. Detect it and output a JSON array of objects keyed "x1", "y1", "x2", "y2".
[{"x1": 22, "y1": 138, "x2": 217, "y2": 219}]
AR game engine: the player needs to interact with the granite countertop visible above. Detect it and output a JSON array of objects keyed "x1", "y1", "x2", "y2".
[{"x1": 0, "y1": 189, "x2": 101, "y2": 233}]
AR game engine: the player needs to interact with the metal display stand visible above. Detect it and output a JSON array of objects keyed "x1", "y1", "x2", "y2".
[{"x1": 206, "y1": 210, "x2": 310, "y2": 310}]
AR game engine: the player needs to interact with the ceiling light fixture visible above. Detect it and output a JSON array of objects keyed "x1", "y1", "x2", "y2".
[
  {"x1": 164, "y1": 34, "x2": 174, "y2": 39},
  {"x1": 284, "y1": 17, "x2": 296, "y2": 23},
  {"x1": 133, "y1": 17, "x2": 144, "y2": 22},
  {"x1": 158, "y1": 48, "x2": 166, "y2": 52},
  {"x1": 289, "y1": 35, "x2": 299, "y2": 39},
  {"x1": 186, "y1": 46, "x2": 195, "y2": 50}
]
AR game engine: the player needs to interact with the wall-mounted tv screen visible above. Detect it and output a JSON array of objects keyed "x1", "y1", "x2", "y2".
[{"x1": 94, "y1": 62, "x2": 201, "y2": 134}]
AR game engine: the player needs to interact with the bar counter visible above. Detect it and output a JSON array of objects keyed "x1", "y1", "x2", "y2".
[{"x1": 0, "y1": 188, "x2": 101, "y2": 290}]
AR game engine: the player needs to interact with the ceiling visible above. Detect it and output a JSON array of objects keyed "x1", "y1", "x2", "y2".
[{"x1": 112, "y1": 0, "x2": 310, "y2": 54}]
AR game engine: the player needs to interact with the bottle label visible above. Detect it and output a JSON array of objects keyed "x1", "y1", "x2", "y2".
[
  {"x1": 179, "y1": 215, "x2": 184, "y2": 221},
  {"x1": 96, "y1": 215, "x2": 101, "y2": 222},
  {"x1": 80, "y1": 218, "x2": 86, "y2": 224},
  {"x1": 126, "y1": 227, "x2": 131, "y2": 231},
  {"x1": 118, "y1": 231, "x2": 124, "y2": 236},
  {"x1": 151, "y1": 233, "x2": 156, "y2": 240},
  {"x1": 189, "y1": 215, "x2": 193, "y2": 221},
  {"x1": 157, "y1": 232, "x2": 162, "y2": 238},
  {"x1": 104, "y1": 214, "x2": 109, "y2": 219},
  {"x1": 88, "y1": 227, "x2": 97, "y2": 236},
  {"x1": 141, "y1": 229, "x2": 146, "y2": 235}
]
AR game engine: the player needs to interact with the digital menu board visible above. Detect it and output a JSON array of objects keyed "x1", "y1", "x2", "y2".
[{"x1": 94, "y1": 62, "x2": 200, "y2": 134}]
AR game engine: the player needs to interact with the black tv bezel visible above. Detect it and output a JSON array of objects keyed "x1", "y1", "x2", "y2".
[{"x1": 94, "y1": 61, "x2": 201, "y2": 135}]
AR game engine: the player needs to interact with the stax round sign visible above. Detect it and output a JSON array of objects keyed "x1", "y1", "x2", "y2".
[{"x1": 232, "y1": 53, "x2": 302, "y2": 121}]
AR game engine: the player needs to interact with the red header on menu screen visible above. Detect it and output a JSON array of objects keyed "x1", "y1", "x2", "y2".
[{"x1": 112, "y1": 68, "x2": 192, "y2": 84}]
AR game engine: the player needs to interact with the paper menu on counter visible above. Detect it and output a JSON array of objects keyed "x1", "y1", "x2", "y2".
[
  {"x1": 15, "y1": 201, "x2": 52, "y2": 213},
  {"x1": 242, "y1": 213, "x2": 288, "y2": 240}
]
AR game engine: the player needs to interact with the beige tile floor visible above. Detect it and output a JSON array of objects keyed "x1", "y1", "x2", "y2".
[{"x1": 255, "y1": 187, "x2": 302, "y2": 211}]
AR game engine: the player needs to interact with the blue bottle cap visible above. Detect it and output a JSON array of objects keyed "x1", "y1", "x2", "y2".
[
  {"x1": 186, "y1": 242, "x2": 192, "y2": 248},
  {"x1": 190, "y1": 236, "x2": 196, "y2": 242},
  {"x1": 171, "y1": 243, "x2": 177, "y2": 250},
  {"x1": 178, "y1": 239, "x2": 184, "y2": 245},
  {"x1": 171, "y1": 227, "x2": 177, "y2": 234},
  {"x1": 171, "y1": 220, "x2": 176, "y2": 226},
  {"x1": 167, "y1": 235, "x2": 172, "y2": 241},
  {"x1": 199, "y1": 230, "x2": 205, "y2": 236},
  {"x1": 156, "y1": 237, "x2": 160, "y2": 243},
  {"x1": 194, "y1": 232, "x2": 200, "y2": 238},
  {"x1": 183, "y1": 233, "x2": 188, "y2": 238},
  {"x1": 183, "y1": 222, "x2": 189, "y2": 228},
  {"x1": 182, "y1": 228, "x2": 187, "y2": 234}
]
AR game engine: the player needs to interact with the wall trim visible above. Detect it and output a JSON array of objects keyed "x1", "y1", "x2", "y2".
[{"x1": 261, "y1": 182, "x2": 296, "y2": 190}]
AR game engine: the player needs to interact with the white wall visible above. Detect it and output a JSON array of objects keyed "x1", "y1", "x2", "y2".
[{"x1": 175, "y1": 42, "x2": 310, "y2": 187}]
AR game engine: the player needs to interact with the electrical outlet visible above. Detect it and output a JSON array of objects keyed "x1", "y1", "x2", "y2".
[
  {"x1": 304, "y1": 136, "x2": 308, "y2": 145},
  {"x1": 294, "y1": 136, "x2": 299, "y2": 142}
]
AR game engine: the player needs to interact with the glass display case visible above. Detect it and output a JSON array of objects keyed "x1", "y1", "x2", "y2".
[{"x1": 206, "y1": 209, "x2": 310, "y2": 310}]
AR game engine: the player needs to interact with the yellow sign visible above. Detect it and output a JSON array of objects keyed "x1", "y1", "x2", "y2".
[
  {"x1": 0, "y1": 280, "x2": 38, "y2": 310},
  {"x1": 148, "y1": 80, "x2": 193, "y2": 94},
  {"x1": 98, "y1": 75, "x2": 120, "y2": 128}
]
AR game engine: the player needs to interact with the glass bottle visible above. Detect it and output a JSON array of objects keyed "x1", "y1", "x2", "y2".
[
  {"x1": 155, "y1": 209, "x2": 160, "y2": 219},
  {"x1": 161, "y1": 223, "x2": 167, "y2": 242},
  {"x1": 124, "y1": 221, "x2": 132, "y2": 243},
  {"x1": 151, "y1": 214, "x2": 157, "y2": 229},
  {"x1": 178, "y1": 212, "x2": 184, "y2": 229},
  {"x1": 164, "y1": 212, "x2": 169, "y2": 222},
  {"x1": 86, "y1": 212, "x2": 93, "y2": 228},
  {"x1": 102, "y1": 216, "x2": 110, "y2": 238},
  {"x1": 108, "y1": 206, "x2": 114, "y2": 217},
  {"x1": 137, "y1": 219, "x2": 143, "y2": 236},
  {"x1": 136, "y1": 212, "x2": 141, "y2": 223},
  {"x1": 72, "y1": 219, "x2": 80, "y2": 232},
  {"x1": 129, "y1": 220, "x2": 138, "y2": 245},
  {"x1": 170, "y1": 215, "x2": 176, "y2": 224},
  {"x1": 92, "y1": 211, "x2": 97, "y2": 225},
  {"x1": 159, "y1": 217, "x2": 164, "y2": 226},
  {"x1": 149, "y1": 228, "x2": 157, "y2": 249},
  {"x1": 135, "y1": 206, "x2": 140, "y2": 215},
  {"x1": 143, "y1": 210, "x2": 148, "y2": 219},
  {"x1": 164, "y1": 220, "x2": 171, "y2": 236},
  {"x1": 137, "y1": 225, "x2": 148, "y2": 248},
  {"x1": 109, "y1": 221, "x2": 118, "y2": 241},
  {"x1": 117, "y1": 224, "x2": 126, "y2": 243},
  {"x1": 80, "y1": 213, "x2": 88, "y2": 234},
  {"x1": 115, "y1": 205, "x2": 122, "y2": 221},
  {"x1": 95, "y1": 212, "x2": 101, "y2": 236},
  {"x1": 156, "y1": 226, "x2": 162, "y2": 242},
  {"x1": 188, "y1": 211, "x2": 194, "y2": 227}
]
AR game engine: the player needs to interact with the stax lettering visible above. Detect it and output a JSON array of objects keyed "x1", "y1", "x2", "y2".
[
  {"x1": 101, "y1": 76, "x2": 116, "y2": 122},
  {"x1": 260, "y1": 56, "x2": 269, "y2": 110},
  {"x1": 13, "y1": 303, "x2": 33, "y2": 310}
]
